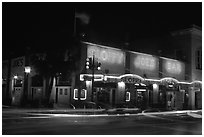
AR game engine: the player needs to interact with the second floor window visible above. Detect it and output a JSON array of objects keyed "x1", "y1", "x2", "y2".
[{"x1": 195, "y1": 49, "x2": 202, "y2": 70}]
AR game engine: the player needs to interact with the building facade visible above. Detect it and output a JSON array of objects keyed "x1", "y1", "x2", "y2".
[
  {"x1": 171, "y1": 26, "x2": 202, "y2": 109},
  {"x1": 2, "y1": 27, "x2": 202, "y2": 110},
  {"x1": 75, "y1": 41, "x2": 200, "y2": 110}
]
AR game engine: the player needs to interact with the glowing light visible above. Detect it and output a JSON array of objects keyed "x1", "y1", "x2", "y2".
[
  {"x1": 134, "y1": 55, "x2": 156, "y2": 70},
  {"x1": 145, "y1": 78, "x2": 160, "y2": 82},
  {"x1": 137, "y1": 89, "x2": 146, "y2": 92},
  {"x1": 14, "y1": 75, "x2": 18, "y2": 79},
  {"x1": 168, "y1": 85, "x2": 173, "y2": 88},
  {"x1": 190, "y1": 81, "x2": 202, "y2": 85},
  {"x1": 140, "y1": 83, "x2": 146, "y2": 86},
  {"x1": 85, "y1": 80, "x2": 92, "y2": 86},
  {"x1": 118, "y1": 82, "x2": 125, "y2": 88},
  {"x1": 153, "y1": 84, "x2": 158, "y2": 89},
  {"x1": 126, "y1": 92, "x2": 130, "y2": 102},
  {"x1": 25, "y1": 66, "x2": 31, "y2": 73},
  {"x1": 178, "y1": 81, "x2": 191, "y2": 84},
  {"x1": 160, "y1": 77, "x2": 179, "y2": 83},
  {"x1": 103, "y1": 74, "x2": 196, "y2": 86},
  {"x1": 165, "y1": 60, "x2": 182, "y2": 74},
  {"x1": 73, "y1": 89, "x2": 78, "y2": 100},
  {"x1": 119, "y1": 74, "x2": 144, "y2": 80},
  {"x1": 80, "y1": 89, "x2": 87, "y2": 100}
]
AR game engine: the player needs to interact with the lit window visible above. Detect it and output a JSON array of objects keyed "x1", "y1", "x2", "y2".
[{"x1": 195, "y1": 49, "x2": 202, "y2": 70}]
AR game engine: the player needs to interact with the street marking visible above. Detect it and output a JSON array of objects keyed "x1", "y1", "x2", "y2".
[
  {"x1": 187, "y1": 112, "x2": 202, "y2": 118},
  {"x1": 141, "y1": 113, "x2": 170, "y2": 120}
]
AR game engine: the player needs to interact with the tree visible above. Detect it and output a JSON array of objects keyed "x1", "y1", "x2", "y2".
[{"x1": 29, "y1": 39, "x2": 81, "y2": 107}]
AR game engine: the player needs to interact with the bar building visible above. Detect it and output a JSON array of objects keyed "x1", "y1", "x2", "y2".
[{"x1": 78, "y1": 41, "x2": 194, "y2": 110}]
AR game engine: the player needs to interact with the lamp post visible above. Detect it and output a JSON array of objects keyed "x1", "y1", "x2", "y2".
[
  {"x1": 22, "y1": 66, "x2": 31, "y2": 106},
  {"x1": 91, "y1": 55, "x2": 95, "y2": 102},
  {"x1": 86, "y1": 55, "x2": 101, "y2": 102}
]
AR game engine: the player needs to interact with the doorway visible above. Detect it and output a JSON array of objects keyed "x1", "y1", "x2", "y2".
[{"x1": 166, "y1": 91, "x2": 175, "y2": 110}]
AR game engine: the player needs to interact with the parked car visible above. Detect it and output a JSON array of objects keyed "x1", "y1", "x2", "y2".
[{"x1": 107, "y1": 103, "x2": 141, "y2": 114}]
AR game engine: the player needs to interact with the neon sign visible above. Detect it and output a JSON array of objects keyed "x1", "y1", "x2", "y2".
[
  {"x1": 73, "y1": 89, "x2": 78, "y2": 100},
  {"x1": 80, "y1": 89, "x2": 87, "y2": 100},
  {"x1": 134, "y1": 55, "x2": 156, "y2": 70},
  {"x1": 87, "y1": 45, "x2": 124, "y2": 65},
  {"x1": 165, "y1": 60, "x2": 182, "y2": 74},
  {"x1": 125, "y1": 92, "x2": 130, "y2": 102},
  {"x1": 120, "y1": 74, "x2": 144, "y2": 83},
  {"x1": 104, "y1": 74, "x2": 144, "y2": 83}
]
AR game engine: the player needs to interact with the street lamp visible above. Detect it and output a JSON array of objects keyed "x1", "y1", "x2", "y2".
[
  {"x1": 85, "y1": 55, "x2": 102, "y2": 102},
  {"x1": 14, "y1": 75, "x2": 18, "y2": 79},
  {"x1": 25, "y1": 66, "x2": 31, "y2": 74}
]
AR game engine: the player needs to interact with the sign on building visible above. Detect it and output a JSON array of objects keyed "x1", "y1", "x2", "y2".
[
  {"x1": 130, "y1": 52, "x2": 159, "y2": 78},
  {"x1": 161, "y1": 57, "x2": 185, "y2": 80},
  {"x1": 87, "y1": 43, "x2": 125, "y2": 74}
]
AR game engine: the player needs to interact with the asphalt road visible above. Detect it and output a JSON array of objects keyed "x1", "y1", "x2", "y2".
[{"x1": 2, "y1": 109, "x2": 202, "y2": 135}]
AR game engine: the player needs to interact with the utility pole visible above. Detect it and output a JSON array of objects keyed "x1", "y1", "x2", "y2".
[{"x1": 91, "y1": 55, "x2": 95, "y2": 102}]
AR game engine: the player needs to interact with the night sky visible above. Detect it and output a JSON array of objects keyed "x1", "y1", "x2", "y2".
[{"x1": 2, "y1": 2, "x2": 202, "y2": 59}]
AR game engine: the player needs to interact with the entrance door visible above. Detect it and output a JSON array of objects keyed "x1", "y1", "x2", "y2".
[
  {"x1": 111, "y1": 89, "x2": 115, "y2": 107},
  {"x1": 166, "y1": 91, "x2": 175, "y2": 110},
  {"x1": 12, "y1": 87, "x2": 23, "y2": 105},
  {"x1": 55, "y1": 88, "x2": 58, "y2": 103},
  {"x1": 137, "y1": 91, "x2": 147, "y2": 110},
  {"x1": 97, "y1": 88, "x2": 110, "y2": 107}
]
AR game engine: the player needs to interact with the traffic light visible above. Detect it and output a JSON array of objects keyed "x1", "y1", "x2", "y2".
[
  {"x1": 97, "y1": 62, "x2": 101, "y2": 70},
  {"x1": 86, "y1": 57, "x2": 92, "y2": 69}
]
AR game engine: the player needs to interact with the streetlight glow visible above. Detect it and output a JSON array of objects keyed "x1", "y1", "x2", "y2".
[
  {"x1": 14, "y1": 75, "x2": 18, "y2": 79},
  {"x1": 25, "y1": 66, "x2": 31, "y2": 73}
]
